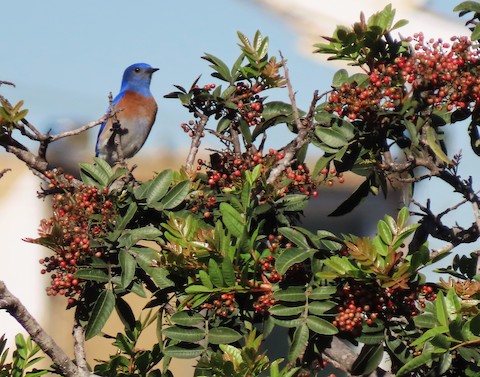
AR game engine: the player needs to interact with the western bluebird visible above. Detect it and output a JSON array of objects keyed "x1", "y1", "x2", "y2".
[{"x1": 95, "y1": 63, "x2": 158, "y2": 165}]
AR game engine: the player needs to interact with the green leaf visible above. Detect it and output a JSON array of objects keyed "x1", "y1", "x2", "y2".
[
  {"x1": 158, "y1": 180, "x2": 190, "y2": 210},
  {"x1": 74, "y1": 269, "x2": 109, "y2": 283},
  {"x1": 79, "y1": 161, "x2": 109, "y2": 187},
  {"x1": 163, "y1": 344, "x2": 205, "y2": 359},
  {"x1": 208, "y1": 327, "x2": 242, "y2": 344},
  {"x1": 185, "y1": 285, "x2": 213, "y2": 294},
  {"x1": 269, "y1": 304, "x2": 305, "y2": 317},
  {"x1": 273, "y1": 286, "x2": 307, "y2": 302},
  {"x1": 351, "y1": 343, "x2": 384, "y2": 376},
  {"x1": 332, "y1": 69, "x2": 348, "y2": 87},
  {"x1": 221, "y1": 256, "x2": 236, "y2": 287},
  {"x1": 121, "y1": 226, "x2": 163, "y2": 249},
  {"x1": 220, "y1": 202, "x2": 244, "y2": 238},
  {"x1": 308, "y1": 286, "x2": 337, "y2": 300},
  {"x1": 170, "y1": 311, "x2": 204, "y2": 326},
  {"x1": 414, "y1": 313, "x2": 436, "y2": 329},
  {"x1": 288, "y1": 323, "x2": 309, "y2": 362},
  {"x1": 377, "y1": 220, "x2": 393, "y2": 245},
  {"x1": 275, "y1": 248, "x2": 316, "y2": 275},
  {"x1": 85, "y1": 290, "x2": 115, "y2": 340},
  {"x1": 445, "y1": 288, "x2": 460, "y2": 321},
  {"x1": 315, "y1": 126, "x2": 348, "y2": 148},
  {"x1": 198, "y1": 270, "x2": 213, "y2": 290},
  {"x1": 306, "y1": 316, "x2": 338, "y2": 335},
  {"x1": 119, "y1": 249, "x2": 136, "y2": 288},
  {"x1": 410, "y1": 326, "x2": 449, "y2": 347},
  {"x1": 208, "y1": 259, "x2": 224, "y2": 288},
  {"x1": 434, "y1": 291, "x2": 449, "y2": 327},
  {"x1": 307, "y1": 301, "x2": 336, "y2": 316},
  {"x1": 134, "y1": 249, "x2": 174, "y2": 289},
  {"x1": 163, "y1": 326, "x2": 205, "y2": 342},
  {"x1": 115, "y1": 297, "x2": 135, "y2": 331},
  {"x1": 329, "y1": 177, "x2": 371, "y2": 216},
  {"x1": 278, "y1": 227, "x2": 310, "y2": 249},
  {"x1": 397, "y1": 207, "x2": 410, "y2": 229},
  {"x1": 397, "y1": 352, "x2": 435, "y2": 377},
  {"x1": 426, "y1": 127, "x2": 452, "y2": 165},
  {"x1": 116, "y1": 202, "x2": 138, "y2": 231},
  {"x1": 145, "y1": 169, "x2": 173, "y2": 205}
]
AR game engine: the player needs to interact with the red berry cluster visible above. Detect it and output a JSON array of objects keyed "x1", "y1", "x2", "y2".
[
  {"x1": 234, "y1": 82, "x2": 264, "y2": 127},
  {"x1": 319, "y1": 166, "x2": 345, "y2": 188},
  {"x1": 285, "y1": 164, "x2": 319, "y2": 197},
  {"x1": 200, "y1": 292, "x2": 237, "y2": 318},
  {"x1": 253, "y1": 291, "x2": 277, "y2": 314},
  {"x1": 326, "y1": 33, "x2": 480, "y2": 121},
  {"x1": 332, "y1": 281, "x2": 428, "y2": 334},
  {"x1": 180, "y1": 119, "x2": 206, "y2": 139},
  {"x1": 258, "y1": 255, "x2": 281, "y2": 284},
  {"x1": 29, "y1": 171, "x2": 116, "y2": 301}
]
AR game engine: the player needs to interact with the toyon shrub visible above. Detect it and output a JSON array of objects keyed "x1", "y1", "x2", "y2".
[{"x1": 1, "y1": 3, "x2": 480, "y2": 377}]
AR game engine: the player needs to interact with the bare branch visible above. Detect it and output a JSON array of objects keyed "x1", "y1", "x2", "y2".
[
  {"x1": 185, "y1": 113, "x2": 209, "y2": 172},
  {"x1": 266, "y1": 56, "x2": 320, "y2": 185},
  {"x1": 0, "y1": 280, "x2": 95, "y2": 377}
]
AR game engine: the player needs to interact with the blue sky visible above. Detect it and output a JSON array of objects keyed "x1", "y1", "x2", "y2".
[
  {"x1": 0, "y1": 1, "x2": 466, "y2": 155},
  {"x1": 0, "y1": 0, "x2": 331, "y2": 154}
]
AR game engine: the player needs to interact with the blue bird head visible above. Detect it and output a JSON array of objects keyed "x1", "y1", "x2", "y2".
[{"x1": 120, "y1": 63, "x2": 159, "y2": 96}]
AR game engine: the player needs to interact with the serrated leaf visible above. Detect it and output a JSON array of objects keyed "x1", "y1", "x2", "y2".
[
  {"x1": 170, "y1": 311, "x2": 204, "y2": 326},
  {"x1": 306, "y1": 316, "x2": 338, "y2": 335},
  {"x1": 208, "y1": 327, "x2": 242, "y2": 344},
  {"x1": 163, "y1": 326, "x2": 205, "y2": 342},
  {"x1": 85, "y1": 290, "x2": 115, "y2": 339},
  {"x1": 119, "y1": 249, "x2": 136, "y2": 288},
  {"x1": 288, "y1": 323, "x2": 309, "y2": 362}
]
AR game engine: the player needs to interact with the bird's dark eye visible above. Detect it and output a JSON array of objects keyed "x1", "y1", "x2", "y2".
[{"x1": 134, "y1": 67, "x2": 141, "y2": 73}]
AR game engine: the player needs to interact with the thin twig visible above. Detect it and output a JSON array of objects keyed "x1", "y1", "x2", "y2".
[
  {"x1": 0, "y1": 168, "x2": 11, "y2": 179},
  {"x1": 266, "y1": 56, "x2": 319, "y2": 185}
]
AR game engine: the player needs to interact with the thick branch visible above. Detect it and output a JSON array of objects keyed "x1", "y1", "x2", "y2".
[
  {"x1": 323, "y1": 337, "x2": 394, "y2": 377},
  {"x1": 0, "y1": 280, "x2": 95, "y2": 376}
]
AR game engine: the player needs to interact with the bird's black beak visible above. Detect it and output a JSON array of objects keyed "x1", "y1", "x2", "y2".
[{"x1": 150, "y1": 68, "x2": 159, "y2": 73}]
